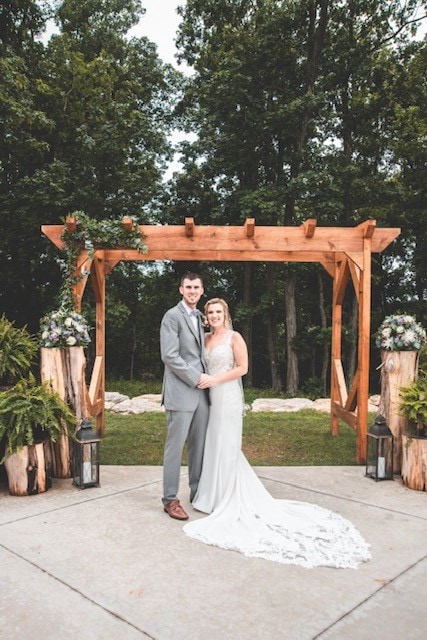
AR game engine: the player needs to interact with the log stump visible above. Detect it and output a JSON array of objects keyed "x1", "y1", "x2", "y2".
[
  {"x1": 378, "y1": 350, "x2": 418, "y2": 474},
  {"x1": 4, "y1": 442, "x2": 52, "y2": 496},
  {"x1": 401, "y1": 435, "x2": 427, "y2": 491},
  {"x1": 40, "y1": 346, "x2": 90, "y2": 478}
]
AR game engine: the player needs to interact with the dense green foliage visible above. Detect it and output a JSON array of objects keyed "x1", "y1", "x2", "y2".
[{"x1": 1, "y1": 1, "x2": 426, "y2": 395}]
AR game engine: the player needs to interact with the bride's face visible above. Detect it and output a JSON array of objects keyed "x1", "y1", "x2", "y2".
[{"x1": 206, "y1": 303, "x2": 225, "y2": 329}]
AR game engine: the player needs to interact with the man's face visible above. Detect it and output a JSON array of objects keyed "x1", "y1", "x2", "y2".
[{"x1": 179, "y1": 278, "x2": 204, "y2": 309}]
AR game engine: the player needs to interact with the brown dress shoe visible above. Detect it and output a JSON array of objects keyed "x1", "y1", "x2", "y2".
[{"x1": 163, "y1": 500, "x2": 189, "y2": 520}]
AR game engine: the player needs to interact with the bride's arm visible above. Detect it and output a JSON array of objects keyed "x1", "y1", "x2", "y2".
[{"x1": 197, "y1": 332, "x2": 248, "y2": 389}]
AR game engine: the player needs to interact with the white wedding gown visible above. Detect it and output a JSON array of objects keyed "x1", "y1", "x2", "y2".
[{"x1": 184, "y1": 331, "x2": 371, "y2": 569}]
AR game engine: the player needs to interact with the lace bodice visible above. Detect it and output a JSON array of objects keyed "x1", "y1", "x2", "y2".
[{"x1": 205, "y1": 331, "x2": 234, "y2": 376}]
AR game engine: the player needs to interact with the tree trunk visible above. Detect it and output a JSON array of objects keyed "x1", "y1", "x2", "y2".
[
  {"x1": 4, "y1": 442, "x2": 52, "y2": 496},
  {"x1": 266, "y1": 313, "x2": 282, "y2": 393},
  {"x1": 284, "y1": 272, "x2": 298, "y2": 394},
  {"x1": 378, "y1": 350, "x2": 419, "y2": 474},
  {"x1": 401, "y1": 434, "x2": 427, "y2": 491},
  {"x1": 40, "y1": 346, "x2": 89, "y2": 478},
  {"x1": 266, "y1": 264, "x2": 282, "y2": 392},
  {"x1": 318, "y1": 271, "x2": 329, "y2": 396},
  {"x1": 347, "y1": 296, "x2": 358, "y2": 386},
  {"x1": 242, "y1": 263, "x2": 253, "y2": 386}
]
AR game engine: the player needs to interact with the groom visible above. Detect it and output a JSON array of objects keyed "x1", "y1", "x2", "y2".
[{"x1": 160, "y1": 272, "x2": 210, "y2": 520}]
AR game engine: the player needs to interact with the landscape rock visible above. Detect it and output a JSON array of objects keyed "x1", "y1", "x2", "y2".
[
  {"x1": 251, "y1": 398, "x2": 314, "y2": 412},
  {"x1": 107, "y1": 393, "x2": 164, "y2": 414},
  {"x1": 104, "y1": 392, "x2": 381, "y2": 414}
]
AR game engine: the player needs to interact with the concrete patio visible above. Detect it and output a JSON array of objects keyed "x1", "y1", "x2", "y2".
[{"x1": 1, "y1": 465, "x2": 426, "y2": 639}]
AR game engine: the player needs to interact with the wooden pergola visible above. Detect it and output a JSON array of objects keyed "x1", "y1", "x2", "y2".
[{"x1": 42, "y1": 217, "x2": 400, "y2": 463}]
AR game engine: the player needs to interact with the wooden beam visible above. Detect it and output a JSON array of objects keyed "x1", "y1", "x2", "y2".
[
  {"x1": 41, "y1": 223, "x2": 401, "y2": 255},
  {"x1": 122, "y1": 217, "x2": 133, "y2": 231},
  {"x1": 357, "y1": 219, "x2": 376, "y2": 238},
  {"x1": 65, "y1": 216, "x2": 77, "y2": 232},
  {"x1": 333, "y1": 257, "x2": 350, "y2": 306},
  {"x1": 185, "y1": 217, "x2": 194, "y2": 237},
  {"x1": 88, "y1": 355, "x2": 103, "y2": 406},
  {"x1": 302, "y1": 218, "x2": 316, "y2": 238},
  {"x1": 332, "y1": 401, "x2": 357, "y2": 429},
  {"x1": 100, "y1": 248, "x2": 338, "y2": 264},
  {"x1": 347, "y1": 257, "x2": 361, "y2": 302},
  {"x1": 355, "y1": 235, "x2": 372, "y2": 463},
  {"x1": 333, "y1": 359, "x2": 348, "y2": 406},
  {"x1": 245, "y1": 218, "x2": 255, "y2": 237},
  {"x1": 345, "y1": 370, "x2": 360, "y2": 412}
]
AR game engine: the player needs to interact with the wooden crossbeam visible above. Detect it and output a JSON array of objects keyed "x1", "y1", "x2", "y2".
[{"x1": 41, "y1": 222, "x2": 400, "y2": 255}]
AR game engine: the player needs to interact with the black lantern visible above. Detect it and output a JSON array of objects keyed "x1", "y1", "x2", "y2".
[
  {"x1": 366, "y1": 415, "x2": 394, "y2": 481},
  {"x1": 72, "y1": 418, "x2": 100, "y2": 489}
]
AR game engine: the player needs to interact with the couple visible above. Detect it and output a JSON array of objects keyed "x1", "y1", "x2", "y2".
[{"x1": 160, "y1": 273, "x2": 371, "y2": 568}]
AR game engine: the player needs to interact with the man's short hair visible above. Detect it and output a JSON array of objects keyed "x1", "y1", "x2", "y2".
[{"x1": 180, "y1": 272, "x2": 203, "y2": 286}]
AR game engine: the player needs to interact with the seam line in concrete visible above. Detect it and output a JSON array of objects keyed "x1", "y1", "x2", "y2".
[
  {"x1": 257, "y1": 474, "x2": 427, "y2": 521},
  {"x1": 311, "y1": 552, "x2": 427, "y2": 639},
  {"x1": 0, "y1": 542, "x2": 157, "y2": 639}
]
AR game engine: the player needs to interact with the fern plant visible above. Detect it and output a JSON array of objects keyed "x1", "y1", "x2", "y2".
[
  {"x1": 0, "y1": 315, "x2": 38, "y2": 386},
  {"x1": 399, "y1": 373, "x2": 427, "y2": 438},
  {"x1": 0, "y1": 376, "x2": 77, "y2": 461}
]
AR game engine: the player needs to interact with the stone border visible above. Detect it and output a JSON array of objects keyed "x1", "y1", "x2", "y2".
[{"x1": 105, "y1": 392, "x2": 380, "y2": 415}]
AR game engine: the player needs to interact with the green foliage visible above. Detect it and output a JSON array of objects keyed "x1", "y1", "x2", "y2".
[
  {"x1": 0, "y1": 376, "x2": 77, "y2": 460},
  {"x1": 0, "y1": 0, "x2": 179, "y2": 332},
  {"x1": 399, "y1": 374, "x2": 427, "y2": 437},
  {"x1": 0, "y1": 315, "x2": 38, "y2": 386}
]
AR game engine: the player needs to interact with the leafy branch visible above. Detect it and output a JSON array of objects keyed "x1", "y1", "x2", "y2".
[{"x1": 58, "y1": 211, "x2": 148, "y2": 308}]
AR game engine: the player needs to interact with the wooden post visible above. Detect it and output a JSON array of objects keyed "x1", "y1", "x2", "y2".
[
  {"x1": 401, "y1": 434, "x2": 427, "y2": 491},
  {"x1": 378, "y1": 350, "x2": 419, "y2": 474},
  {"x1": 4, "y1": 442, "x2": 52, "y2": 496},
  {"x1": 40, "y1": 346, "x2": 89, "y2": 478},
  {"x1": 356, "y1": 234, "x2": 373, "y2": 464}
]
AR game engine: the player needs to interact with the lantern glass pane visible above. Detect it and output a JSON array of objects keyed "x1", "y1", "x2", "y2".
[
  {"x1": 72, "y1": 440, "x2": 100, "y2": 488},
  {"x1": 366, "y1": 433, "x2": 394, "y2": 480}
]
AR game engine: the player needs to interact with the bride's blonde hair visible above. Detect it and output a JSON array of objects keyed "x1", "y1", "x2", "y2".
[{"x1": 204, "y1": 298, "x2": 232, "y2": 328}]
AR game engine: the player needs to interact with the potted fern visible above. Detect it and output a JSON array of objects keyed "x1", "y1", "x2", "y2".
[
  {"x1": 0, "y1": 314, "x2": 37, "y2": 389},
  {"x1": 399, "y1": 373, "x2": 427, "y2": 438},
  {"x1": 0, "y1": 376, "x2": 76, "y2": 495}
]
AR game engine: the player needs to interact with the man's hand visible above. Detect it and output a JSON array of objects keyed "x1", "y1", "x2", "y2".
[{"x1": 197, "y1": 373, "x2": 214, "y2": 389}]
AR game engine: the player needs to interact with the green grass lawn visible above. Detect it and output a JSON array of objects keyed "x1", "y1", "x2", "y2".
[{"x1": 100, "y1": 409, "x2": 367, "y2": 467}]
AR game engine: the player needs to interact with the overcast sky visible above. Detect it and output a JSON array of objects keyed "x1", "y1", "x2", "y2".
[{"x1": 129, "y1": 1, "x2": 184, "y2": 68}]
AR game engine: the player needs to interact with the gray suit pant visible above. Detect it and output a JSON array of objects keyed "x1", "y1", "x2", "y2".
[{"x1": 162, "y1": 391, "x2": 209, "y2": 505}]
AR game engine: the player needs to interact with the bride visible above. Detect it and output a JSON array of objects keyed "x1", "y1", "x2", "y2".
[{"x1": 183, "y1": 298, "x2": 371, "y2": 569}]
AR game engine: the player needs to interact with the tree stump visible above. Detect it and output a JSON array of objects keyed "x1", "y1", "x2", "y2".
[
  {"x1": 378, "y1": 350, "x2": 418, "y2": 474},
  {"x1": 401, "y1": 435, "x2": 427, "y2": 491},
  {"x1": 40, "y1": 346, "x2": 90, "y2": 478},
  {"x1": 4, "y1": 442, "x2": 52, "y2": 496}
]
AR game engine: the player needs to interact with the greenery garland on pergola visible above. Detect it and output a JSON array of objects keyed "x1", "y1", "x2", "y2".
[{"x1": 42, "y1": 217, "x2": 400, "y2": 464}]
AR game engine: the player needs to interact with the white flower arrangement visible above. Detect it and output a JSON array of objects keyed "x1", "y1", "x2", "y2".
[
  {"x1": 40, "y1": 308, "x2": 91, "y2": 348},
  {"x1": 375, "y1": 314, "x2": 426, "y2": 352}
]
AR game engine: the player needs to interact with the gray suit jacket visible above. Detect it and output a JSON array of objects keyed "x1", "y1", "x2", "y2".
[{"x1": 160, "y1": 302, "x2": 207, "y2": 411}]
